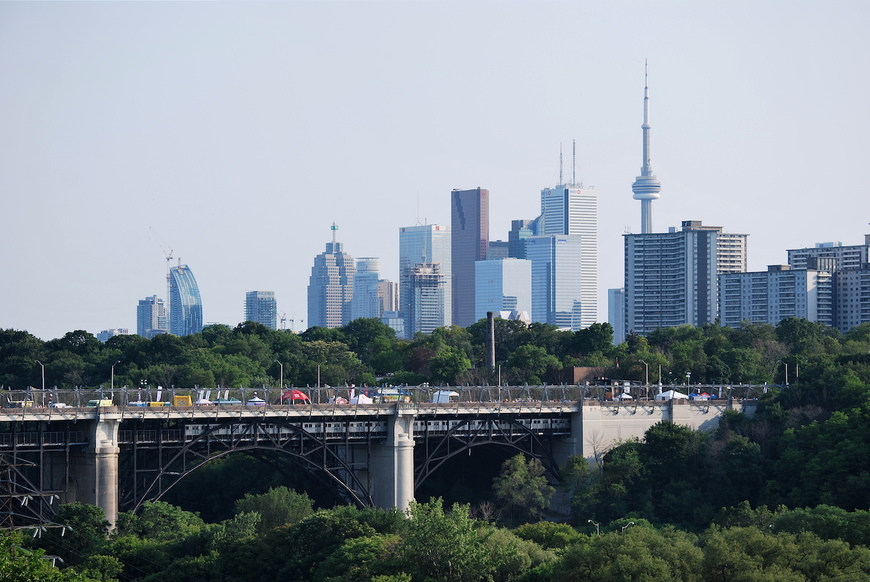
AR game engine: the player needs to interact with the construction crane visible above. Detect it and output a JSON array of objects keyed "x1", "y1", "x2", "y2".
[
  {"x1": 279, "y1": 312, "x2": 287, "y2": 330},
  {"x1": 149, "y1": 228, "x2": 174, "y2": 320}
]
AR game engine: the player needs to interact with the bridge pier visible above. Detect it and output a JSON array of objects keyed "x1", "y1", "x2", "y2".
[
  {"x1": 369, "y1": 410, "x2": 415, "y2": 511},
  {"x1": 68, "y1": 416, "x2": 120, "y2": 527}
]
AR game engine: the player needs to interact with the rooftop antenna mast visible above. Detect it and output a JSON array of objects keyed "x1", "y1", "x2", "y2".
[
  {"x1": 559, "y1": 142, "x2": 563, "y2": 185},
  {"x1": 572, "y1": 139, "x2": 576, "y2": 186}
]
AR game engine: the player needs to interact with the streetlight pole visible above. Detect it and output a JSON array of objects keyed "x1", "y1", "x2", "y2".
[
  {"x1": 275, "y1": 360, "x2": 284, "y2": 389},
  {"x1": 587, "y1": 519, "x2": 600, "y2": 536},
  {"x1": 621, "y1": 521, "x2": 635, "y2": 533},
  {"x1": 779, "y1": 360, "x2": 788, "y2": 386},
  {"x1": 34, "y1": 360, "x2": 45, "y2": 391},
  {"x1": 639, "y1": 360, "x2": 649, "y2": 397},
  {"x1": 317, "y1": 365, "x2": 321, "y2": 389},
  {"x1": 111, "y1": 360, "x2": 120, "y2": 391}
]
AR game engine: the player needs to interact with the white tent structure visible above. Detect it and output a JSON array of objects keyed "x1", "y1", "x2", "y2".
[{"x1": 655, "y1": 390, "x2": 689, "y2": 401}]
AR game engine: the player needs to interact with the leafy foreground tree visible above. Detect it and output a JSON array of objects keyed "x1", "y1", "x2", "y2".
[
  {"x1": 493, "y1": 454, "x2": 555, "y2": 527},
  {"x1": 1, "y1": 533, "x2": 102, "y2": 582}
]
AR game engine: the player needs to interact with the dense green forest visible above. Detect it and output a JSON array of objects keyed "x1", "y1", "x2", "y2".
[
  {"x1": 3, "y1": 316, "x2": 868, "y2": 390},
  {"x1": 3, "y1": 317, "x2": 870, "y2": 580}
]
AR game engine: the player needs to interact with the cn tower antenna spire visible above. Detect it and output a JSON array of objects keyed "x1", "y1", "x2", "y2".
[{"x1": 631, "y1": 59, "x2": 662, "y2": 234}]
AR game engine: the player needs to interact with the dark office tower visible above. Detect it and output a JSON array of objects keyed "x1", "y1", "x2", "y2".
[
  {"x1": 169, "y1": 264, "x2": 203, "y2": 336},
  {"x1": 508, "y1": 219, "x2": 538, "y2": 259},
  {"x1": 451, "y1": 187, "x2": 489, "y2": 327},
  {"x1": 245, "y1": 291, "x2": 278, "y2": 330},
  {"x1": 308, "y1": 223, "x2": 356, "y2": 329}
]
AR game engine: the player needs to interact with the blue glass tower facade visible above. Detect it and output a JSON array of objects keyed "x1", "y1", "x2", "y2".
[
  {"x1": 245, "y1": 291, "x2": 278, "y2": 329},
  {"x1": 526, "y1": 235, "x2": 584, "y2": 330},
  {"x1": 169, "y1": 264, "x2": 203, "y2": 336}
]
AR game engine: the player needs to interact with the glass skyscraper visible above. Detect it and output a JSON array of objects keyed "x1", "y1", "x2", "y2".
[
  {"x1": 526, "y1": 235, "x2": 584, "y2": 330},
  {"x1": 308, "y1": 224, "x2": 356, "y2": 329},
  {"x1": 245, "y1": 291, "x2": 277, "y2": 330},
  {"x1": 399, "y1": 224, "x2": 451, "y2": 338},
  {"x1": 351, "y1": 257, "x2": 382, "y2": 321},
  {"x1": 451, "y1": 188, "x2": 489, "y2": 328},
  {"x1": 169, "y1": 265, "x2": 203, "y2": 336},
  {"x1": 474, "y1": 258, "x2": 532, "y2": 322},
  {"x1": 539, "y1": 185, "x2": 598, "y2": 329}
]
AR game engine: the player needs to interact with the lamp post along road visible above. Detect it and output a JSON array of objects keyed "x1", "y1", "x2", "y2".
[
  {"x1": 275, "y1": 360, "x2": 284, "y2": 389},
  {"x1": 35, "y1": 360, "x2": 45, "y2": 391},
  {"x1": 111, "y1": 360, "x2": 120, "y2": 391},
  {"x1": 639, "y1": 359, "x2": 649, "y2": 397}
]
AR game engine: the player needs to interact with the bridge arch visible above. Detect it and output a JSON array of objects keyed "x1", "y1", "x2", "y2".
[
  {"x1": 413, "y1": 416, "x2": 563, "y2": 493},
  {"x1": 120, "y1": 418, "x2": 376, "y2": 513}
]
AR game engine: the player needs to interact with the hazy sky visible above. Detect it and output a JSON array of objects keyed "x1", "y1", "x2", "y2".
[{"x1": 2, "y1": 1, "x2": 868, "y2": 341}]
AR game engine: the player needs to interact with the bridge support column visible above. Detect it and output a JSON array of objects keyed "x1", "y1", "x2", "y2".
[
  {"x1": 370, "y1": 409, "x2": 415, "y2": 511},
  {"x1": 552, "y1": 410, "x2": 584, "y2": 467},
  {"x1": 69, "y1": 416, "x2": 120, "y2": 527}
]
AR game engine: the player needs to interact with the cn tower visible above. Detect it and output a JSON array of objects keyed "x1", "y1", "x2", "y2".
[{"x1": 631, "y1": 61, "x2": 661, "y2": 234}]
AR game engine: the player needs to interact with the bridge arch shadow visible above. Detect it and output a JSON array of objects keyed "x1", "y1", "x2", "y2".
[
  {"x1": 119, "y1": 418, "x2": 376, "y2": 513},
  {"x1": 414, "y1": 417, "x2": 563, "y2": 502}
]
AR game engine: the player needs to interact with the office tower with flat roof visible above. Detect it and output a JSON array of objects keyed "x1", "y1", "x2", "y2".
[
  {"x1": 719, "y1": 266, "x2": 834, "y2": 329},
  {"x1": 169, "y1": 264, "x2": 203, "y2": 336},
  {"x1": 608, "y1": 288, "x2": 626, "y2": 345},
  {"x1": 351, "y1": 257, "x2": 382, "y2": 321},
  {"x1": 245, "y1": 291, "x2": 277, "y2": 329},
  {"x1": 624, "y1": 220, "x2": 747, "y2": 336},
  {"x1": 308, "y1": 223, "x2": 356, "y2": 329},
  {"x1": 399, "y1": 224, "x2": 451, "y2": 338},
  {"x1": 540, "y1": 184, "x2": 598, "y2": 329},
  {"x1": 451, "y1": 188, "x2": 489, "y2": 327},
  {"x1": 406, "y1": 263, "x2": 447, "y2": 337},
  {"x1": 474, "y1": 258, "x2": 532, "y2": 323},
  {"x1": 526, "y1": 234, "x2": 584, "y2": 330},
  {"x1": 137, "y1": 295, "x2": 167, "y2": 338}
]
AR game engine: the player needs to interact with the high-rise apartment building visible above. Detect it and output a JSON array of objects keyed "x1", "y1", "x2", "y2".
[
  {"x1": 307, "y1": 223, "x2": 356, "y2": 329},
  {"x1": 245, "y1": 291, "x2": 278, "y2": 330},
  {"x1": 406, "y1": 263, "x2": 447, "y2": 337},
  {"x1": 137, "y1": 295, "x2": 167, "y2": 338},
  {"x1": 526, "y1": 234, "x2": 585, "y2": 330},
  {"x1": 719, "y1": 266, "x2": 834, "y2": 329},
  {"x1": 451, "y1": 188, "x2": 489, "y2": 327},
  {"x1": 785, "y1": 235, "x2": 870, "y2": 333},
  {"x1": 351, "y1": 258, "x2": 382, "y2": 321},
  {"x1": 169, "y1": 264, "x2": 203, "y2": 336},
  {"x1": 474, "y1": 258, "x2": 532, "y2": 323},
  {"x1": 540, "y1": 184, "x2": 598, "y2": 328},
  {"x1": 399, "y1": 224, "x2": 451, "y2": 338},
  {"x1": 624, "y1": 220, "x2": 747, "y2": 336}
]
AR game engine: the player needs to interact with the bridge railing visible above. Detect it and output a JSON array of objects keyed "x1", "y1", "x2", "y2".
[{"x1": 0, "y1": 384, "x2": 767, "y2": 414}]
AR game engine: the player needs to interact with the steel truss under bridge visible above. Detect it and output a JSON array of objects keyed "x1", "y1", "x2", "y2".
[
  {"x1": 118, "y1": 417, "x2": 383, "y2": 512},
  {"x1": 413, "y1": 416, "x2": 565, "y2": 492}
]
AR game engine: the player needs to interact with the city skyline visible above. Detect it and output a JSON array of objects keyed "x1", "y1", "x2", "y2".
[{"x1": 2, "y1": 2, "x2": 868, "y2": 340}]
